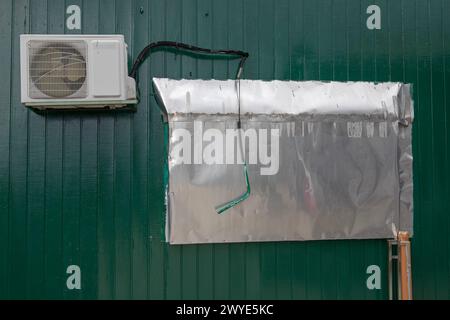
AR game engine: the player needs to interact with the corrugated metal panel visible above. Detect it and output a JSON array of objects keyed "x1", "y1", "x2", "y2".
[{"x1": 0, "y1": 0, "x2": 448, "y2": 299}]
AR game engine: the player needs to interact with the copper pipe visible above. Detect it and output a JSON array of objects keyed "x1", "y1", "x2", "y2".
[{"x1": 398, "y1": 231, "x2": 412, "y2": 300}]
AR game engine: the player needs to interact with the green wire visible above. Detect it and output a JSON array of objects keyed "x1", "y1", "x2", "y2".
[
  {"x1": 215, "y1": 163, "x2": 251, "y2": 214},
  {"x1": 214, "y1": 65, "x2": 251, "y2": 214}
]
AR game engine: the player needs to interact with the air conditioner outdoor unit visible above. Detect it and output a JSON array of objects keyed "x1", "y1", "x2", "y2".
[{"x1": 20, "y1": 34, "x2": 137, "y2": 110}]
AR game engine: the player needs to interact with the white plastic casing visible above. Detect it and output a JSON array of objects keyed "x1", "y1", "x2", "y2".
[{"x1": 20, "y1": 34, "x2": 137, "y2": 108}]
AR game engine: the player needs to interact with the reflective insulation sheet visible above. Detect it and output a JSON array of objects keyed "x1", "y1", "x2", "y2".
[{"x1": 153, "y1": 79, "x2": 414, "y2": 244}]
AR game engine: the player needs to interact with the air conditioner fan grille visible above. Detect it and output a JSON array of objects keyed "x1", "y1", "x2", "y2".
[{"x1": 28, "y1": 40, "x2": 87, "y2": 98}]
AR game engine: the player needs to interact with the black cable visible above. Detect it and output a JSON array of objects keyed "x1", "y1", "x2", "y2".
[
  {"x1": 130, "y1": 41, "x2": 250, "y2": 213},
  {"x1": 129, "y1": 41, "x2": 249, "y2": 80},
  {"x1": 235, "y1": 56, "x2": 246, "y2": 129},
  {"x1": 236, "y1": 71, "x2": 242, "y2": 128},
  {"x1": 130, "y1": 41, "x2": 248, "y2": 126}
]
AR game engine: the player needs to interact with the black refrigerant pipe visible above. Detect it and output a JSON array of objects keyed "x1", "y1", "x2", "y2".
[{"x1": 129, "y1": 41, "x2": 248, "y2": 80}]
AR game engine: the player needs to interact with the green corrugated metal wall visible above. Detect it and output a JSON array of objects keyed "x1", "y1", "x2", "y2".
[{"x1": 0, "y1": 0, "x2": 449, "y2": 300}]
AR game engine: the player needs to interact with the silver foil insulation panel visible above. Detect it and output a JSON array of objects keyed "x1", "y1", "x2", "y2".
[{"x1": 153, "y1": 79, "x2": 413, "y2": 244}]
